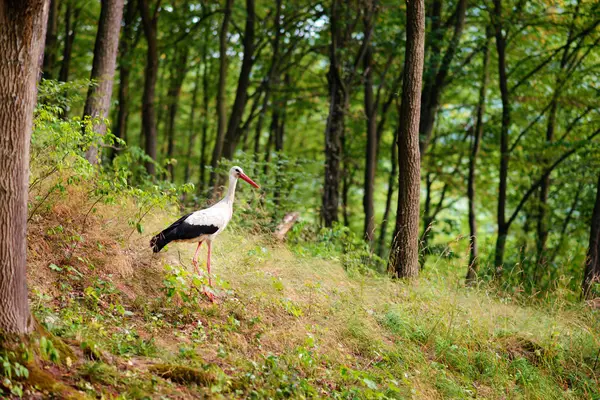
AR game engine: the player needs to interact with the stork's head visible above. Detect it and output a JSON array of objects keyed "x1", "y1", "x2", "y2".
[{"x1": 230, "y1": 166, "x2": 260, "y2": 188}]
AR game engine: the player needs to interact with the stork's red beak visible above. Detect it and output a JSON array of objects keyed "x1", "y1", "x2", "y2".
[{"x1": 239, "y1": 173, "x2": 260, "y2": 188}]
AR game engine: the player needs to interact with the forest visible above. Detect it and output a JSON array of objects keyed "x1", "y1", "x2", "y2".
[{"x1": 0, "y1": 0, "x2": 599, "y2": 398}]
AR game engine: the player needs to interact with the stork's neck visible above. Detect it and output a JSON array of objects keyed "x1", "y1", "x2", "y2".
[{"x1": 223, "y1": 175, "x2": 238, "y2": 205}]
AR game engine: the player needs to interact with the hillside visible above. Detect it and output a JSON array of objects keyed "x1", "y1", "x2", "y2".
[{"x1": 7, "y1": 183, "x2": 598, "y2": 399}]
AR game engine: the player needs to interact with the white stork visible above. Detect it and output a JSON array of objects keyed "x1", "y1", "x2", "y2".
[{"x1": 150, "y1": 166, "x2": 260, "y2": 300}]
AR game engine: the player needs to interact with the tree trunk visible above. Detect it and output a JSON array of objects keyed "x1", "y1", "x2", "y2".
[
  {"x1": 221, "y1": 0, "x2": 255, "y2": 159},
  {"x1": 363, "y1": 40, "x2": 376, "y2": 246},
  {"x1": 43, "y1": 0, "x2": 59, "y2": 78},
  {"x1": 113, "y1": 0, "x2": 138, "y2": 154},
  {"x1": 199, "y1": 36, "x2": 211, "y2": 194},
  {"x1": 165, "y1": 46, "x2": 190, "y2": 181},
  {"x1": 582, "y1": 174, "x2": 600, "y2": 299},
  {"x1": 58, "y1": 1, "x2": 79, "y2": 83},
  {"x1": 466, "y1": 28, "x2": 491, "y2": 283},
  {"x1": 321, "y1": 73, "x2": 346, "y2": 227},
  {"x1": 536, "y1": 5, "x2": 578, "y2": 269},
  {"x1": 418, "y1": 0, "x2": 467, "y2": 153},
  {"x1": 139, "y1": 0, "x2": 159, "y2": 176},
  {"x1": 209, "y1": 0, "x2": 233, "y2": 189},
  {"x1": 0, "y1": 0, "x2": 49, "y2": 334},
  {"x1": 492, "y1": 0, "x2": 510, "y2": 273},
  {"x1": 184, "y1": 62, "x2": 202, "y2": 185},
  {"x1": 388, "y1": 0, "x2": 425, "y2": 278},
  {"x1": 253, "y1": 0, "x2": 282, "y2": 162},
  {"x1": 83, "y1": 0, "x2": 124, "y2": 164},
  {"x1": 377, "y1": 127, "x2": 398, "y2": 258}
]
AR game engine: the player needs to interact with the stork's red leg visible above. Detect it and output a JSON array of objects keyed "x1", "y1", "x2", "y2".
[
  {"x1": 207, "y1": 241, "x2": 212, "y2": 287},
  {"x1": 192, "y1": 241, "x2": 203, "y2": 275}
]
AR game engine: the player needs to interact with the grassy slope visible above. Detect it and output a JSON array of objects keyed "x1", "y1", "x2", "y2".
[{"x1": 20, "y1": 186, "x2": 600, "y2": 399}]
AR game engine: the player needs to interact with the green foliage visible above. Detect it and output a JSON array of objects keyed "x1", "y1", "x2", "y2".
[{"x1": 0, "y1": 352, "x2": 29, "y2": 398}]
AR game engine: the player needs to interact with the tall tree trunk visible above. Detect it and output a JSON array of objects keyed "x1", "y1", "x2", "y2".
[
  {"x1": 113, "y1": 0, "x2": 138, "y2": 154},
  {"x1": 363, "y1": 40, "x2": 376, "y2": 246},
  {"x1": 209, "y1": 0, "x2": 233, "y2": 189},
  {"x1": 43, "y1": 0, "x2": 59, "y2": 78},
  {"x1": 582, "y1": 174, "x2": 600, "y2": 299},
  {"x1": 0, "y1": 0, "x2": 49, "y2": 334},
  {"x1": 493, "y1": 0, "x2": 510, "y2": 272},
  {"x1": 388, "y1": 0, "x2": 425, "y2": 278},
  {"x1": 466, "y1": 28, "x2": 491, "y2": 283},
  {"x1": 322, "y1": 74, "x2": 346, "y2": 227},
  {"x1": 83, "y1": 0, "x2": 125, "y2": 164},
  {"x1": 58, "y1": 1, "x2": 79, "y2": 83},
  {"x1": 252, "y1": 0, "x2": 282, "y2": 162},
  {"x1": 377, "y1": 128, "x2": 398, "y2": 258},
  {"x1": 165, "y1": 46, "x2": 190, "y2": 181},
  {"x1": 222, "y1": 0, "x2": 255, "y2": 159},
  {"x1": 536, "y1": 4, "x2": 579, "y2": 269},
  {"x1": 199, "y1": 37, "x2": 211, "y2": 194},
  {"x1": 139, "y1": 0, "x2": 159, "y2": 176},
  {"x1": 184, "y1": 62, "x2": 202, "y2": 185},
  {"x1": 418, "y1": 0, "x2": 468, "y2": 153}
]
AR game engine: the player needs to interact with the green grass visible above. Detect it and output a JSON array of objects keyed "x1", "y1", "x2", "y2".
[{"x1": 12, "y1": 189, "x2": 600, "y2": 399}]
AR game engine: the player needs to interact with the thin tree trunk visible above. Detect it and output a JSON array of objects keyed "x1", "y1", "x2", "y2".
[
  {"x1": 209, "y1": 0, "x2": 234, "y2": 189},
  {"x1": 388, "y1": 0, "x2": 425, "y2": 278},
  {"x1": 418, "y1": 0, "x2": 468, "y2": 153},
  {"x1": 43, "y1": 0, "x2": 59, "y2": 78},
  {"x1": 377, "y1": 127, "x2": 398, "y2": 258},
  {"x1": 184, "y1": 62, "x2": 202, "y2": 185},
  {"x1": 199, "y1": 36, "x2": 211, "y2": 194},
  {"x1": 363, "y1": 39, "x2": 376, "y2": 246},
  {"x1": 582, "y1": 173, "x2": 600, "y2": 299},
  {"x1": 493, "y1": 0, "x2": 511, "y2": 272},
  {"x1": 536, "y1": 3, "x2": 579, "y2": 269},
  {"x1": 253, "y1": 0, "x2": 282, "y2": 162},
  {"x1": 222, "y1": 0, "x2": 255, "y2": 159},
  {"x1": 139, "y1": 0, "x2": 159, "y2": 176},
  {"x1": 466, "y1": 28, "x2": 491, "y2": 283},
  {"x1": 58, "y1": 1, "x2": 79, "y2": 83},
  {"x1": 113, "y1": 0, "x2": 138, "y2": 154},
  {"x1": 0, "y1": 0, "x2": 49, "y2": 334},
  {"x1": 165, "y1": 46, "x2": 190, "y2": 181},
  {"x1": 83, "y1": 0, "x2": 125, "y2": 164}
]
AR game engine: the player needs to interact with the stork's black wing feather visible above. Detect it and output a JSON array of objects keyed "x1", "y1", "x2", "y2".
[{"x1": 150, "y1": 213, "x2": 218, "y2": 253}]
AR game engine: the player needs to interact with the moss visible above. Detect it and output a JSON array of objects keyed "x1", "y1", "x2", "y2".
[
  {"x1": 32, "y1": 318, "x2": 76, "y2": 362},
  {"x1": 27, "y1": 363, "x2": 89, "y2": 399},
  {"x1": 149, "y1": 363, "x2": 216, "y2": 386},
  {"x1": 81, "y1": 340, "x2": 108, "y2": 362}
]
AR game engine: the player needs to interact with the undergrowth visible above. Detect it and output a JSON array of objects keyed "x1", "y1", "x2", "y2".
[{"x1": 3, "y1": 82, "x2": 599, "y2": 398}]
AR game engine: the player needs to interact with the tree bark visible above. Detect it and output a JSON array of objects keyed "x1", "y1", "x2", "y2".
[
  {"x1": 363, "y1": 37, "x2": 376, "y2": 246},
  {"x1": 0, "y1": 0, "x2": 49, "y2": 334},
  {"x1": 83, "y1": 0, "x2": 125, "y2": 164},
  {"x1": 222, "y1": 0, "x2": 255, "y2": 159},
  {"x1": 492, "y1": 0, "x2": 511, "y2": 272},
  {"x1": 466, "y1": 28, "x2": 491, "y2": 283},
  {"x1": 113, "y1": 0, "x2": 138, "y2": 154},
  {"x1": 43, "y1": 0, "x2": 59, "y2": 78},
  {"x1": 165, "y1": 45, "x2": 190, "y2": 181},
  {"x1": 388, "y1": 0, "x2": 425, "y2": 278},
  {"x1": 209, "y1": 0, "x2": 234, "y2": 189},
  {"x1": 139, "y1": 0, "x2": 159, "y2": 176},
  {"x1": 582, "y1": 174, "x2": 600, "y2": 299}
]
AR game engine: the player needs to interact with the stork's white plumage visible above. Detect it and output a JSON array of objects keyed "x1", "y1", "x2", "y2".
[{"x1": 150, "y1": 166, "x2": 260, "y2": 300}]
